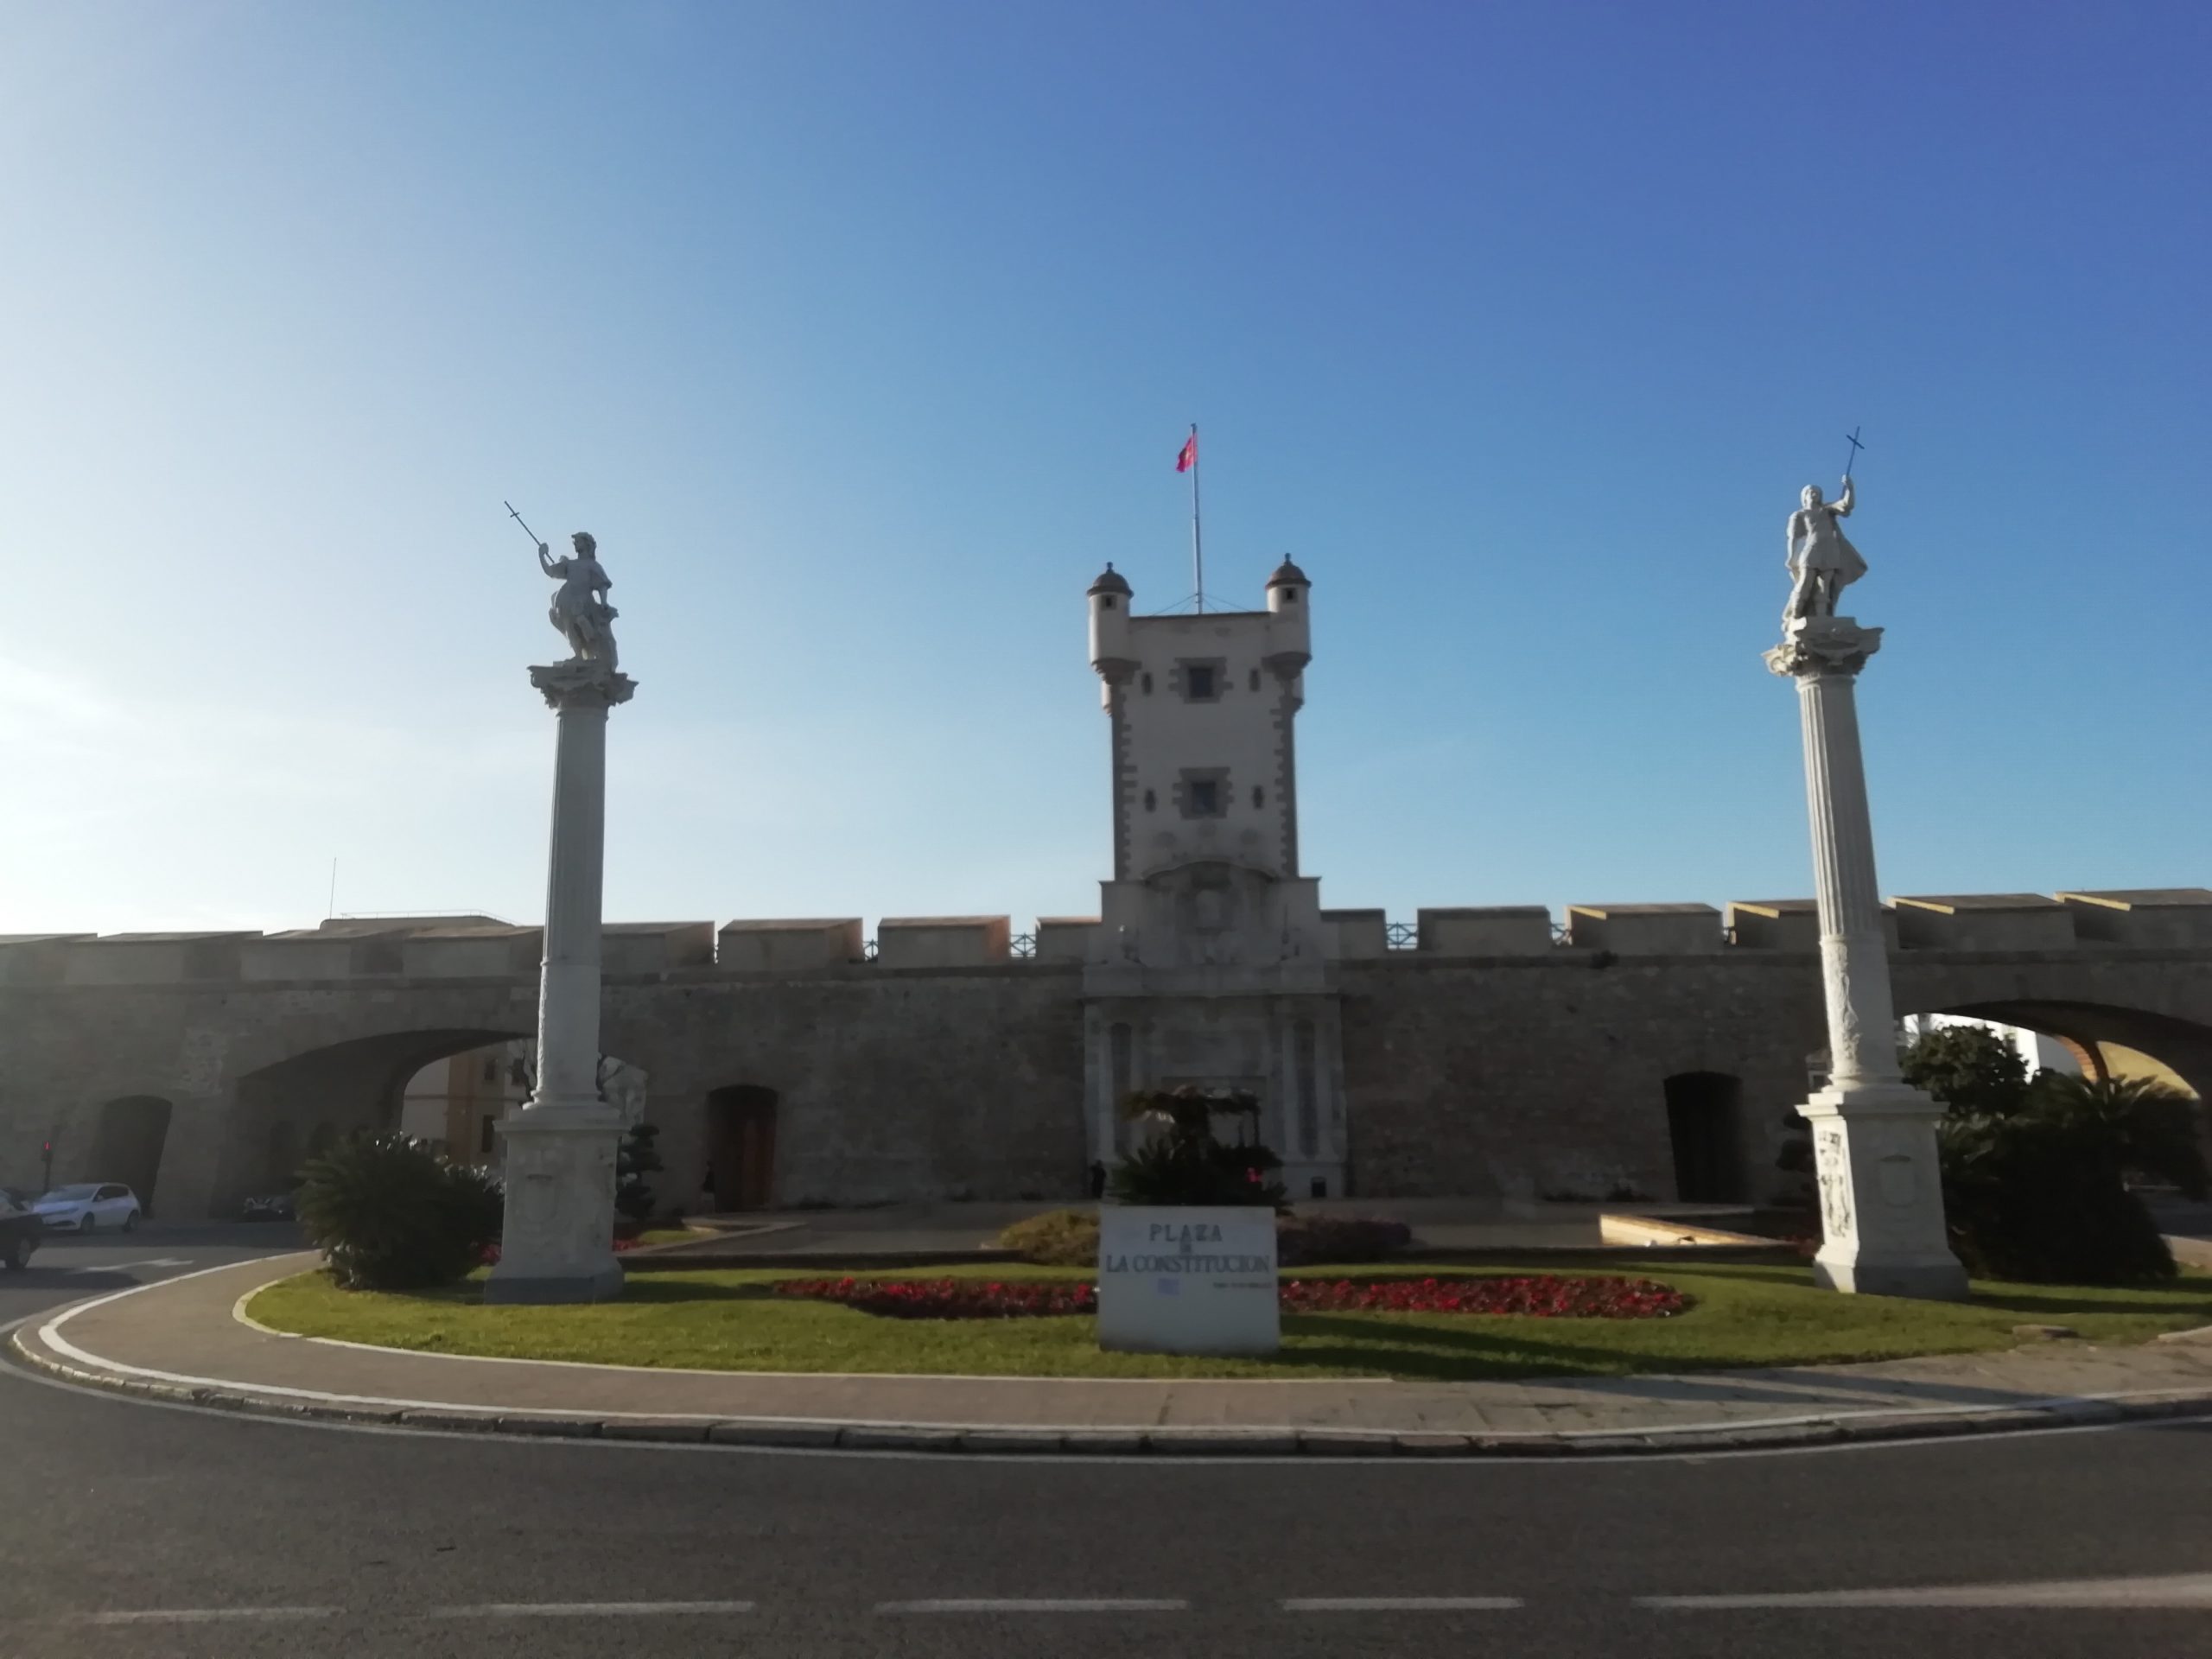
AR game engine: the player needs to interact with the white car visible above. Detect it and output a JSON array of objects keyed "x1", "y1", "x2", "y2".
[{"x1": 33, "y1": 1183, "x2": 143, "y2": 1233}]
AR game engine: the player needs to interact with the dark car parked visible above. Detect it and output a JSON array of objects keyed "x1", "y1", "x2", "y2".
[{"x1": 1, "y1": 1187, "x2": 40, "y2": 1271}]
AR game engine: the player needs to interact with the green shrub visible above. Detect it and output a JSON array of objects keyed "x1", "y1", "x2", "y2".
[
  {"x1": 297, "y1": 1133, "x2": 505, "y2": 1291},
  {"x1": 1276, "y1": 1214, "x2": 1413, "y2": 1266},
  {"x1": 614, "y1": 1122, "x2": 664, "y2": 1224},
  {"x1": 1938, "y1": 1076, "x2": 2206, "y2": 1284},
  {"x1": 997, "y1": 1208, "x2": 1099, "y2": 1265},
  {"x1": 1904, "y1": 1024, "x2": 2033, "y2": 1116}
]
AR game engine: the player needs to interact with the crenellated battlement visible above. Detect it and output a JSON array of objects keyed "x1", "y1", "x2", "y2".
[{"x1": 3, "y1": 888, "x2": 2205, "y2": 988}]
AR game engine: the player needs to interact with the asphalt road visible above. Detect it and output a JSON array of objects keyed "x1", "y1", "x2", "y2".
[{"x1": 4, "y1": 1233, "x2": 2210, "y2": 1658}]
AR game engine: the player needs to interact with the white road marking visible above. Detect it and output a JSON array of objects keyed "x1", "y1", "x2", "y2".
[
  {"x1": 1283, "y1": 1596, "x2": 1522, "y2": 1611},
  {"x1": 877, "y1": 1598, "x2": 1189, "y2": 1613},
  {"x1": 68, "y1": 1258, "x2": 189, "y2": 1274},
  {"x1": 434, "y1": 1601, "x2": 755, "y2": 1617},
  {"x1": 1641, "y1": 1573, "x2": 2212, "y2": 1610},
  {"x1": 79, "y1": 1607, "x2": 334, "y2": 1624}
]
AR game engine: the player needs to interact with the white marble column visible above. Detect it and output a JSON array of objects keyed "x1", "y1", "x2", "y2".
[
  {"x1": 484, "y1": 658, "x2": 637, "y2": 1305},
  {"x1": 1767, "y1": 616, "x2": 1966, "y2": 1300}
]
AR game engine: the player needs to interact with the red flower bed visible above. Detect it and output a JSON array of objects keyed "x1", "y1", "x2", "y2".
[
  {"x1": 1281, "y1": 1274, "x2": 1686, "y2": 1319},
  {"x1": 775, "y1": 1277, "x2": 1099, "y2": 1319},
  {"x1": 773, "y1": 1274, "x2": 1687, "y2": 1321}
]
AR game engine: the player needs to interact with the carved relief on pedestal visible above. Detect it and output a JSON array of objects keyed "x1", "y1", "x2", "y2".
[{"x1": 1815, "y1": 1125, "x2": 1853, "y2": 1240}]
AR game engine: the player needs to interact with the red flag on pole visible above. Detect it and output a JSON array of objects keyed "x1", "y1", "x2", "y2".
[{"x1": 1175, "y1": 433, "x2": 1197, "y2": 473}]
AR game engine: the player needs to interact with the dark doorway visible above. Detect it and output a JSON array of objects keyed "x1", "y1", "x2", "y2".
[
  {"x1": 1664, "y1": 1072, "x2": 1747, "y2": 1204},
  {"x1": 705, "y1": 1085, "x2": 779, "y2": 1211},
  {"x1": 91, "y1": 1096, "x2": 175, "y2": 1214}
]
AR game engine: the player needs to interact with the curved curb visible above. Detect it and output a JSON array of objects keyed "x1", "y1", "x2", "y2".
[{"x1": 13, "y1": 1321, "x2": 2212, "y2": 1459}]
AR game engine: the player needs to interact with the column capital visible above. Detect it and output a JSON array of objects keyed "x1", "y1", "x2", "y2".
[
  {"x1": 1764, "y1": 615, "x2": 1883, "y2": 680},
  {"x1": 530, "y1": 658, "x2": 638, "y2": 712}
]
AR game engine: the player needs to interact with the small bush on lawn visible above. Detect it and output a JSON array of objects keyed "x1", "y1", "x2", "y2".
[
  {"x1": 997, "y1": 1209, "x2": 1098, "y2": 1265},
  {"x1": 614, "y1": 1122, "x2": 664, "y2": 1225},
  {"x1": 1275, "y1": 1214, "x2": 1413, "y2": 1266},
  {"x1": 297, "y1": 1133, "x2": 505, "y2": 1291},
  {"x1": 1939, "y1": 1075, "x2": 2207, "y2": 1284}
]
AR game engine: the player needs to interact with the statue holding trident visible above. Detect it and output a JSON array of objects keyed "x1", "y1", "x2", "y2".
[
  {"x1": 507, "y1": 503, "x2": 620, "y2": 670},
  {"x1": 1783, "y1": 429, "x2": 1868, "y2": 624}
]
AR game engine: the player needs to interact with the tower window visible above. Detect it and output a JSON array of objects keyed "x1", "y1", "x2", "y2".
[
  {"x1": 1248, "y1": 669, "x2": 1260, "y2": 691},
  {"x1": 1143, "y1": 788, "x2": 1156, "y2": 812},
  {"x1": 1100, "y1": 595, "x2": 1116, "y2": 610},
  {"x1": 1282, "y1": 588, "x2": 1300, "y2": 603},
  {"x1": 1176, "y1": 658, "x2": 1227, "y2": 702},
  {"x1": 1141, "y1": 672, "x2": 1154, "y2": 694},
  {"x1": 1177, "y1": 768, "x2": 1230, "y2": 819},
  {"x1": 1252, "y1": 785, "x2": 1264, "y2": 809}
]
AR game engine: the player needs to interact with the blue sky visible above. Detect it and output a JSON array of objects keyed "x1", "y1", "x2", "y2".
[{"x1": 2, "y1": 0, "x2": 2205, "y2": 937}]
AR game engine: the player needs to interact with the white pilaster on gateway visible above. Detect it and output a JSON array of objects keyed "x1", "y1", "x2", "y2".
[
  {"x1": 484, "y1": 657, "x2": 636, "y2": 1305},
  {"x1": 1766, "y1": 615, "x2": 1967, "y2": 1300}
]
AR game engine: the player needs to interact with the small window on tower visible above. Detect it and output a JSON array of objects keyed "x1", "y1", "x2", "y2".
[
  {"x1": 1141, "y1": 673, "x2": 1154, "y2": 694},
  {"x1": 1252, "y1": 785, "x2": 1264, "y2": 809},
  {"x1": 1282, "y1": 588, "x2": 1300, "y2": 604},
  {"x1": 1249, "y1": 669, "x2": 1260, "y2": 691},
  {"x1": 1189, "y1": 779, "x2": 1219, "y2": 816},
  {"x1": 1176, "y1": 658, "x2": 1227, "y2": 703},
  {"x1": 1144, "y1": 788, "x2": 1157, "y2": 812}
]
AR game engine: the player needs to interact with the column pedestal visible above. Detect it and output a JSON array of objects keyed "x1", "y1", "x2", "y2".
[
  {"x1": 1767, "y1": 614, "x2": 1966, "y2": 1301},
  {"x1": 1802, "y1": 1083, "x2": 1967, "y2": 1299},
  {"x1": 484, "y1": 657, "x2": 635, "y2": 1306},
  {"x1": 488, "y1": 1103, "x2": 626, "y2": 1303}
]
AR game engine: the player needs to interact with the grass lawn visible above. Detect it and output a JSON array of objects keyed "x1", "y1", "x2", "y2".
[{"x1": 246, "y1": 1259, "x2": 2212, "y2": 1382}]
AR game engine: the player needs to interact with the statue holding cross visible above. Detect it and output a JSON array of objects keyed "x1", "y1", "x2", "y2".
[{"x1": 1783, "y1": 430, "x2": 1869, "y2": 624}]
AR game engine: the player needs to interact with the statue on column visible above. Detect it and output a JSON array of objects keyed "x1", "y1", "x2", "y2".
[
  {"x1": 540, "y1": 531, "x2": 620, "y2": 670},
  {"x1": 1783, "y1": 480, "x2": 1866, "y2": 623}
]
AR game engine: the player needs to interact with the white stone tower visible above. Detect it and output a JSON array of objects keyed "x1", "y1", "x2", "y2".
[{"x1": 1082, "y1": 560, "x2": 1347, "y2": 1198}]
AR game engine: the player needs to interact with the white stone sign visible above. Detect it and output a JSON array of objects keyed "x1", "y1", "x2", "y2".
[{"x1": 1096, "y1": 1205, "x2": 1280, "y2": 1356}]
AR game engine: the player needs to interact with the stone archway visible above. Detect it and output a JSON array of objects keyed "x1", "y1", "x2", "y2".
[
  {"x1": 90, "y1": 1096, "x2": 174, "y2": 1214},
  {"x1": 219, "y1": 1027, "x2": 526, "y2": 1213},
  {"x1": 704, "y1": 1085, "x2": 779, "y2": 1211},
  {"x1": 1913, "y1": 1001, "x2": 2211, "y2": 1105}
]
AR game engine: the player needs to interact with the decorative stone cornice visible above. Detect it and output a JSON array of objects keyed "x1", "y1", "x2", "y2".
[
  {"x1": 1764, "y1": 615, "x2": 1883, "y2": 679},
  {"x1": 529, "y1": 659, "x2": 638, "y2": 711}
]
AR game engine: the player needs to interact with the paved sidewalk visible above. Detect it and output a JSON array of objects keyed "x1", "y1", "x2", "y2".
[{"x1": 14, "y1": 1254, "x2": 2212, "y2": 1458}]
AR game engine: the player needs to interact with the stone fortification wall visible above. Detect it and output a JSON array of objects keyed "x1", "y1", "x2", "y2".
[
  {"x1": 601, "y1": 964, "x2": 1086, "y2": 1211},
  {"x1": 3, "y1": 889, "x2": 2206, "y2": 1217},
  {"x1": 1336, "y1": 953, "x2": 1824, "y2": 1202}
]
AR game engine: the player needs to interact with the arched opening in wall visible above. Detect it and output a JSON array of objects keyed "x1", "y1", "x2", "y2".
[
  {"x1": 222, "y1": 1029, "x2": 651, "y2": 1218},
  {"x1": 1906, "y1": 1001, "x2": 2210, "y2": 1107},
  {"x1": 1663, "y1": 1072, "x2": 1748, "y2": 1204},
  {"x1": 221, "y1": 1027, "x2": 528, "y2": 1217},
  {"x1": 1903, "y1": 1002, "x2": 2212, "y2": 1213},
  {"x1": 90, "y1": 1096, "x2": 174, "y2": 1214},
  {"x1": 704, "y1": 1085, "x2": 778, "y2": 1212}
]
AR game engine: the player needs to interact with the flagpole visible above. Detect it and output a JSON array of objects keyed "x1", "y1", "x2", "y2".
[{"x1": 1188, "y1": 422, "x2": 1205, "y2": 613}]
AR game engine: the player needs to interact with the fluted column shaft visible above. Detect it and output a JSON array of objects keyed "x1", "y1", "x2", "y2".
[
  {"x1": 1794, "y1": 666, "x2": 1903, "y2": 1086},
  {"x1": 485, "y1": 658, "x2": 636, "y2": 1306},
  {"x1": 1767, "y1": 616, "x2": 1965, "y2": 1301}
]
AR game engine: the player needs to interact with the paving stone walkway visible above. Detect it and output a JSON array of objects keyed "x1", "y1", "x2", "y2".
[{"x1": 14, "y1": 1254, "x2": 2212, "y2": 1457}]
